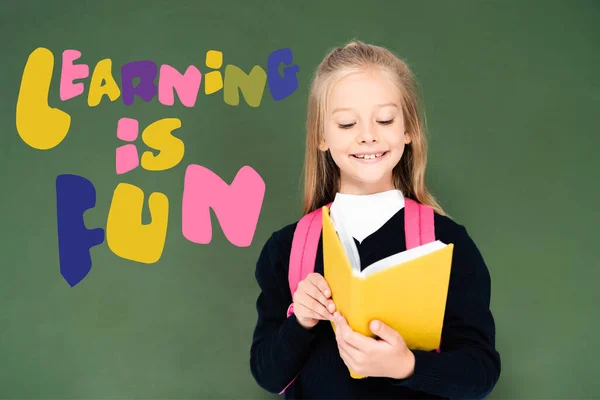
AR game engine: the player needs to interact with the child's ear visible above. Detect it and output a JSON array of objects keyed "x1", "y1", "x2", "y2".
[
  {"x1": 318, "y1": 139, "x2": 329, "y2": 152},
  {"x1": 404, "y1": 132, "x2": 412, "y2": 144}
]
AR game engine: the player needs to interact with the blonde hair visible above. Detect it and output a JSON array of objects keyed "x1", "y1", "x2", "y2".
[{"x1": 301, "y1": 39, "x2": 449, "y2": 218}]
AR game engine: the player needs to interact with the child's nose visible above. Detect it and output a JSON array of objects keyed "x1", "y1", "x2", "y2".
[{"x1": 357, "y1": 126, "x2": 379, "y2": 143}]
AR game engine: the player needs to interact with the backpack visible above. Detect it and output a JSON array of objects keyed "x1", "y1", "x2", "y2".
[{"x1": 279, "y1": 198, "x2": 439, "y2": 394}]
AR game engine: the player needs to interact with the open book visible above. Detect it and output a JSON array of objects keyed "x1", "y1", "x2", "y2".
[
  {"x1": 323, "y1": 205, "x2": 454, "y2": 378},
  {"x1": 330, "y1": 204, "x2": 449, "y2": 279}
]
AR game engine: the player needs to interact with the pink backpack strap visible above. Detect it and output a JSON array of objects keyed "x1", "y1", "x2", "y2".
[
  {"x1": 404, "y1": 198, "x2": 441, "y2": 354},
  {"x1": 279, "y1": 202, "x2": 332, "y2": 395},
  {"x1": 286, "y1": 207, "x2": 323, "y2": 317},
  {"x1": 404, "y1": 198, "x2": 435, "y2": 250},
  {"x1": 286, "y1": 202, "x2": 333, "y2": 317}
]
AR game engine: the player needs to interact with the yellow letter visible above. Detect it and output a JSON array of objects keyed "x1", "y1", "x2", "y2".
[
  {"x1": 106, "y1": 183, "x2": 168, "y2": 264},
  {"x1": 205, "y1": 50, "x2": 223, "y2": 95},
  {"x1": 16, "y1": 47, "x2": 71, "y2": 150},
  {"x1": 140, "y1": 118, "x2": 185, "y2": 171},
  {"x1": 88, "y1": 58, "x2": 121, "y2": 107},
  {"x1": 224, "y1": 65, "x2": 267, "y2": 107}
]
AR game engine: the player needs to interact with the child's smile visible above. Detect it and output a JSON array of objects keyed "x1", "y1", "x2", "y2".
[
  {"x1": 319, "y1": 67, "x2": 411, "y2": 194},
  {"x1": 350, "y1": 150, "x2": 390, "y2": 163}
]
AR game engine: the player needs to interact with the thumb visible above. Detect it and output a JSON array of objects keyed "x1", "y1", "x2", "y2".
[{"x1": 370, "y1": 320, "x2": 400, "y2": 344}]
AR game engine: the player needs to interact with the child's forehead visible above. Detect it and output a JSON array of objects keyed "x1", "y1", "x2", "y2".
[
  {"x1": 326, "y1": 92, "x2": 401, "y2": 116},
  {"x1": 327, "y1": 71, "x2": 401, "y2": 110},
  {"x1": 328, "y1": 103, "x2": 400, "y2": 116}
]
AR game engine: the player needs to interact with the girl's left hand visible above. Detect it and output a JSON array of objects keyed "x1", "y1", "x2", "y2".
[{"x1": 332, "y1": 311, "x2": 415, "y2": 380}]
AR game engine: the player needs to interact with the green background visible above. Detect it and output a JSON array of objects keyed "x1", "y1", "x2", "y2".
[{"x1": 1, "y1": 0, "x2": 598, "y2": 398}]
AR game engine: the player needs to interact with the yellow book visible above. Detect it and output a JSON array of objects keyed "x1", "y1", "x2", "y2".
[{"x1": 322, "y1": 205, "x2": 454, "y2": 379}]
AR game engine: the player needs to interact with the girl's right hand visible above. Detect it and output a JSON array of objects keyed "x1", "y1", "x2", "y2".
[{"x1": 292, "y1": 273, "x2": 336, "y2": 329}]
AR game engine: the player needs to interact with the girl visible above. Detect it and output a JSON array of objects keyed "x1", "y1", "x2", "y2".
[{"x1": 250, "y1": 40, "x2": 501, "y2": 399}]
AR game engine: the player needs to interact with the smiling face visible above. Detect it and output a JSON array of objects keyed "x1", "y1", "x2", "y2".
[{"x1": 319, "y1": 68, "x2": 411, "y2": 195}]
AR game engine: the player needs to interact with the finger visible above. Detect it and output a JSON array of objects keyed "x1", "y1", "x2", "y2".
[
  {"x1": 296, "y1": 297, "x2": 332, "y2": 320},
  {"x1": 336, "y1": 327, "x2": 364, "y2": 353},
  {"x1": 334, "y1": 314, "x2": 370, "y2": 352},
  {"x1": 294, "y1": 287, "x2": 328, "y2": 315},
  {"x1": 336, "y1": 314, "x2": 376, "y2": 350},
  {"x1": 300, "y1": 281, "x2": 336, "y2": 315},
  {"x1": 370, "y1": 320, "x2": 401, "y2": 347},
  {"x1": 294, "y1": 304, "x2": 323, "y2": 320},
  {"x1": 300, "y1": 292, "x2": 334, "y2": 319},
  {"x1": 342, "y1": 329, "x2": 377, "y2": 352},
  {"x1": 303, "y1": 279, "x2": 333, "y2": 313},
  {"x1": 334, "y1": 312, "x2": 352, "y2": 332},
  {"x1": 333, "y1": 312, "x2": 348, "y2": 337},
  {"x1": 336, "y1": 335, "x2": 360, "y2": 366},
  {"x1": 308, "y1": 273, "x2": 332, "y2": 299},
  {"x1": 337, "y1": 340, "x2": 356, "y2": 368}
]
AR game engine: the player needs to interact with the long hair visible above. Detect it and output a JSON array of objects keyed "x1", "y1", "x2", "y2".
[{"x1": 301, "y1": 39, "x2": 448, "y2": 218}]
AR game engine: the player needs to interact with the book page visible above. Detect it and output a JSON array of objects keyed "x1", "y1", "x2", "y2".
[
  {"x1": 329, "y1": 206, "x2": 361, "y2": 274},
  {"x1": 359, "y1": 240, "x2": 447, "y2": 278}
]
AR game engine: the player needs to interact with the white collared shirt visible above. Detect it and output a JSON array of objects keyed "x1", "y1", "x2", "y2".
[{"x1": 329, "y1": 189, "x2": 405, "y2": 244}]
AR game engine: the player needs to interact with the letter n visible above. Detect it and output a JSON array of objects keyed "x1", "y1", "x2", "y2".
[{"x1": 181, "y1": 165, "x2": 265, "y2": 247}]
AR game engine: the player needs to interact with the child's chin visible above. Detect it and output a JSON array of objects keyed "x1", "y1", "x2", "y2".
[{"x1": 356, "y1": 173, "x2": 390, "y2": 185}]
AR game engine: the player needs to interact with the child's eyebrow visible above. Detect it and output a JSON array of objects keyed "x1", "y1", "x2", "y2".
[{"x1": 331, "y1": 103, "x2": 398, "y2": 114}]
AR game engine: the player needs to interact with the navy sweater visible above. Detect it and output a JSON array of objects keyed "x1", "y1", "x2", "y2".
[{"x1": 250, "y1": 207, "x2": 501, "y2": 399}]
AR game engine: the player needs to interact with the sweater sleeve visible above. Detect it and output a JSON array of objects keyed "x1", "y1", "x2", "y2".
[
  {"x1": 249, "y1": 231, "x2": 319, "y2": 394},
  {"x1": 386, "y1": 225, "x2": 501, "y2": 399}
]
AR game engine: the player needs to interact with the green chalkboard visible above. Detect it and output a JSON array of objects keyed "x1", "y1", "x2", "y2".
[{"x1": 1, "y1": 0, "x2": 598, "y2": 398}]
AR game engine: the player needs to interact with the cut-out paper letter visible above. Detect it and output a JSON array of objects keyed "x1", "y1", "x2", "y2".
[
  {"x1": 121, "y1": 60, "x2": 158, "y2": 106},
  {"x1": 56, "y1": 174, "x2": 105, "y2": 287},
  {"x1": 140, "y1": 118, "x2": 184, "y2": 171},
  {"x1": 116, "y1": 118, "x2": 140, "y2": 174},
  {"x1": 116, "y1": 117, "x2": 139, "y2": 141},
  {"x1": 60, "y1": 50, "x2": 89, "y2": 101},
  {"x1": 106, "y1": 183, "x2": 168, "y2": 263},
  {"x1": 223, "y1": 65, "x2": 267, "y2": 107},
  {"x1": 158, "y1": 64, "x2": 202, "y2": 107},
  {"x1": 16, "y1": 47, "x2": 71, "y2": 150},
  {"x1": 181, "y1": 165, "x2": 265, "y2": 247},
  {"x1": 205, "y1": 50, "x2": 223, "y2": 95},
  {"x1": 267, "y1": 48, "x2": 299, "y2": 101},
  {"x1": 116, "y1": 144, "x2": 139, "y2": 174},
  {"x1": 88, "y1": 58, "x2": 121, "y2": 107}
]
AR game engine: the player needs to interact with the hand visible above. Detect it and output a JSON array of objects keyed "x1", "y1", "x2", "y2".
[
  {"x1": 332, "y1": 312, "x2": 415, "y2": 379},
  {"x1": 293, "y1": 273, "x2": 336, "y2": 329}
]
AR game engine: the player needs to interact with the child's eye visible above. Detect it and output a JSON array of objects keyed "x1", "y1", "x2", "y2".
[{"x1": 338, "y1": 119, "x2": 393, "y2": 129}]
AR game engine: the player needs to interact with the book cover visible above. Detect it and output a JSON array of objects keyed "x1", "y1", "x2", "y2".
[{"x1": 322, "y1": 205, "x2": 454, "y2": 379}]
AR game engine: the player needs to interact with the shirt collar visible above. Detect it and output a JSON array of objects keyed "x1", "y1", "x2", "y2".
[{"x1": 329, "y1": 189, "x2": 405, "y2": 243}]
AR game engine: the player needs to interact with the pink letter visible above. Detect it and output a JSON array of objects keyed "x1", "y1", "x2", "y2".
[
  {"x1": 182, "y1": 165, "x2": 265, "y2": 247},
  {"x1": 117, "y1": 117, "x2": 139, "y2": 141},
  {"x1": 116, "y1": 144, "x2": 139, "y2": 175},
  {"x1": 158, "y1": 65, "x2": 202, "y2": 107},
  {"x1": 60, "y1": 50, "x2": 89, "y2": 101}
]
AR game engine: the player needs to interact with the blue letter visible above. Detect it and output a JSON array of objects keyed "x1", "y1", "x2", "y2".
[
  {"x1": 267, "y1": 48, "x2": 299, "y2": 101},
  {"x1": 56, "y1": 174, "x2": 105, "y2": 287}
]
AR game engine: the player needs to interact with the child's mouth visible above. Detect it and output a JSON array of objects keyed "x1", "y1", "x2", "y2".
[{"x1": 351, "y1": 151, "x2": 389, "y2": 162}]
